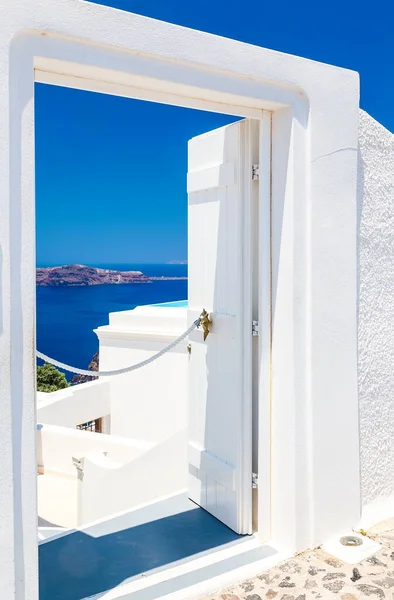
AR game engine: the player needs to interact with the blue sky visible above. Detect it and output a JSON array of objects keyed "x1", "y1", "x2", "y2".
[
  {"x1": 35, "y1": 88, "x2": 237, "y2": 265},
  {"x1": 36, "y1": 0, "x2": 393, "y2": 266}
]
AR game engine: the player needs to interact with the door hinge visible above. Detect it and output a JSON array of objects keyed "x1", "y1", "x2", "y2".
[
  {"x1": 252, "y1": 320, "x2": 259, "y2": 336},
  {"x1": 252, "y1": 472, "x2": 259, "y2": 489},
  {"x1": 252, "y1": 164, "x2": 260, "y2": 181}
]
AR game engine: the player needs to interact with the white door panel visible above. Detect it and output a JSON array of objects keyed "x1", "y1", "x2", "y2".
[{"x1": 187, "y1": 119, "x2": 259, "y2": 534}]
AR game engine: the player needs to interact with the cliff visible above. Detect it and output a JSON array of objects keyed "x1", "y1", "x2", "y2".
[
  {"x1": 71, "y1": 351, "x2": 99, "y2": 385},
  {"x1": 36, "y1": 264, "x2": 151, "y2": 286}
]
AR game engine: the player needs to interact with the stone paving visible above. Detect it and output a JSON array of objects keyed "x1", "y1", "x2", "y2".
[{"x1": 200, "y1": 520, "x2": 394, "y2": 600}]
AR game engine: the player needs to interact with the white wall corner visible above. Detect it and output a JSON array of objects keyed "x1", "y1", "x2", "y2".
[
  {"x1": 358, "y1": 109, "x2": 394, "y2": 530},
  {"x1": 270, "y1": 69, "x2": 360, "y2": 553}
]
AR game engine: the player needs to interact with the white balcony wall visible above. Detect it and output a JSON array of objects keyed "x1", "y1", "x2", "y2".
[
  {"x1": 77, "y1": 429, "x2": 187, "y2": 525},
  {"x1": 37, "y1": 379, "x2": 111, "y2": 431},
  {"x1": 37, "y1": 305, "x2": 190, "y2": 527},
  {"x1": 95, "y1": 305, "x2": 189, "y2": 443},
  {"x1": 37, "y1": 423, "x2": 153, "y2": 477},
  {"x1": 37, "y1": 424, "x2": 186, "y2": 526}
]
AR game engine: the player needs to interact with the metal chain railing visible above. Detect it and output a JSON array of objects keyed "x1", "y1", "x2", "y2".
[{"x1": 36, "y1": 316, "x2": 203, "y2": 378}]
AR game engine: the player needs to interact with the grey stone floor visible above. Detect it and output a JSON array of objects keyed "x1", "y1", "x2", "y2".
[{"x1": 200, "y1": 520, "x2": 394, "y2": 600}]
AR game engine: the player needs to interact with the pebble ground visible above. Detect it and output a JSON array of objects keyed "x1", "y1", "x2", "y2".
[{"x1": 199, "y1": 520, "x2": 394, "y2": 600}]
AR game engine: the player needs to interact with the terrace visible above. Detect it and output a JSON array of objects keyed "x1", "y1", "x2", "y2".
[{"x1": 37, "y1": 301, "x2": 276, "y2": 600}]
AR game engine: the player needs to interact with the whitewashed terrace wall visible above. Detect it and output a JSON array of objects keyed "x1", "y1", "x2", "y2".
[
  {"x1": 37, "y1": 379, "x2": 110, "y2": 430},
  {"x1": 37, "y1": 423, "x2": 171, "y2": 527},
  {"x1": 358, "y1": 110, "x2": 394, "y2": 527},
  {"x1": 77, "y1": 429, "x2": 187, "y2": 525},
  {"x1": 37, "y1": 423, "x2": 187, "y2": 526},
  {"x1": 96, "y1": 305, "x2": 189, "y2": 443},
  {"x1": 37, "y1": 424, "x2": 153, "y2": 476}
]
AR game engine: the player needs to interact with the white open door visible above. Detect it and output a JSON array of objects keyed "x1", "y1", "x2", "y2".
[{"x1": 187, "y1": 119, "x2": 258, "y2": 534}]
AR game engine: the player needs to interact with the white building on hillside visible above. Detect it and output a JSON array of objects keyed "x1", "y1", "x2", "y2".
[{"x1": 1, "y1": 1, "x2": 394, "y2": 598}]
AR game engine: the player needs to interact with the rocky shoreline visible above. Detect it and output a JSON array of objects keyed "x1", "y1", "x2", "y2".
[
  {"x1": 36, "y1": 264, "x2": 187, "y2": 286},
  {"x1": 71, "y1": 351, "x2": 99, "y2": 385}
]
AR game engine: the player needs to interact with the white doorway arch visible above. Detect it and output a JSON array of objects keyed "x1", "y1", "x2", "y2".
[{"x1": 1, "y1": 4, "x2": 359, "y2": 596}]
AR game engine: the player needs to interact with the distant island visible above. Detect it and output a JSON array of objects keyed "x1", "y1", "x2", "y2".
[{"x1": 36, "y1": 264, "x2": 187, "y2": 286}]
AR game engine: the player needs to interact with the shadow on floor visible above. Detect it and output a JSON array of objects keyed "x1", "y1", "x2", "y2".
[{"x1": 39, "y1": 498, "x2": 243, "y2": 600}]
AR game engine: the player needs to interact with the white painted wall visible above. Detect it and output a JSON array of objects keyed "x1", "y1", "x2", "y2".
[
  {"x1": 358, "y1": 110, "x2": 394, "y2": 528},
  {"x1": 37, "y1": 379, "x2": 110, "y2": 430},
  {"x1": 96, "y1": 305, "x2": 189, "y2": 442},
  {"x1": 37, "y1": 424, "x2": 153, "y2": 476},
  {"x1": 77, "y1": 429, "x2": 187, "y2": 525},
  {"x1": 36, "y1": 306, "x2": 190, "y2": 528},
  {"x1": 37, "y1": 423, "x2": 170, "y2": 527},
  {"x1": 37, "y1": 423, "x2": 186, "y2": 526}
]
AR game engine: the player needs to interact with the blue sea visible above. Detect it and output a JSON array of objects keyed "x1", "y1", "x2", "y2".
[{"x1": 36, "y1": 264, "x2": 187, "y2": 379}]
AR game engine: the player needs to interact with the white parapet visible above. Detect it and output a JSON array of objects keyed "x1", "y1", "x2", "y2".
[
  {"x1": 107, "y1": 302, "x2": 188, "y2": 335},
  {"x1": 37, "y1": 379, "x2": 111, "y2": 430},
  {"x1": 37, "y1": 423, "x2": 153, "y2": 477},
  {"x1": 76, "y1": 428, "x2": 188, "y2": 525},
  {"x1": 37, "y1": 423, "x2": 186, "y2": 527},
  {"x1": 95, "y1": 303, "x2": 189, "y2": 443}
]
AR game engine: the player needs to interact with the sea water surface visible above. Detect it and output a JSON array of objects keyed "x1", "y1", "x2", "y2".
[{"x1": 36, "y1": 264, "x2": 187, "y2": 378}]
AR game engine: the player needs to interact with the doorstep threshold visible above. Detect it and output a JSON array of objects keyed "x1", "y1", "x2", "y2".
[
  {"x1": 39, "y1": 492, "x2": 286, "y2": 600},
  {"x1": 87, "y1": 536, "x2": 285, "y2": 600}
]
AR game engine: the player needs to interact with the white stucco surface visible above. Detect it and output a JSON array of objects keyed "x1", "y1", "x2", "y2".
[
  {"x1": 78, "y1": 429, "x2": 187, "y2": 525},
  {"x1": 96, "y1": 305, "x2": 189, "y2": 442},
  {"x1": 37, "y1": 422, "x2": 186, "y2": 527},
  {"x1": 37, "y1": 379, "x2": 110, "y2": 429},
  {"x1": 358, "y1": 110, "x2": 394, "y2": 527},
  {"x1": 37, "y1": 424, "x2": 152, "y2": 476}
]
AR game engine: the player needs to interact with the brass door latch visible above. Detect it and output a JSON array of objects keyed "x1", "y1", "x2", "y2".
[{"x1": 198, "y1": 309, "x2": 212, "y2": 341}]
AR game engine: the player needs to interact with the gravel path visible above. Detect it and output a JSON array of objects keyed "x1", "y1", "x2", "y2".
[{"x1": 200, "y1": 520, "x2": 394, "y2": 600}]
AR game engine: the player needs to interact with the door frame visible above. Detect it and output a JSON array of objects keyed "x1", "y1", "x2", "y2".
[
  {"x1": 1, "y1": 6, "x2": 359, "y2": 596},
  {"x1": 34, "y1": 63, "x2": 276, "y2": 543},
  {"x1": 36, "y1": 67, "x2": 275, "y2": 536}
]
